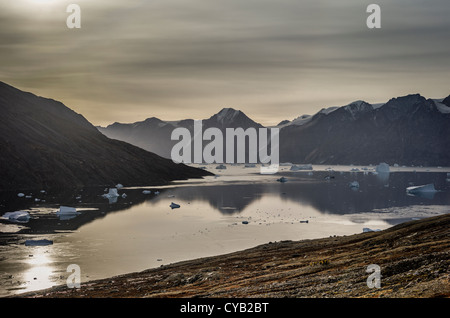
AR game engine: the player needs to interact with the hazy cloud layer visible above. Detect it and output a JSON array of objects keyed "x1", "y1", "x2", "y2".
[{"x1": 1, "y1": 0, "x2": 449, "y2": 126}]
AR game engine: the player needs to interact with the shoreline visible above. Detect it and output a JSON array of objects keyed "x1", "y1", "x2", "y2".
[{"x1": 13, "y1": 213, "x2": 450, "y2": 298}]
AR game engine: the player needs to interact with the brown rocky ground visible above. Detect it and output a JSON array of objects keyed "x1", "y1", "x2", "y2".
[{"x1": 16, "y1": 213, "x2": 450, "y2": 298}]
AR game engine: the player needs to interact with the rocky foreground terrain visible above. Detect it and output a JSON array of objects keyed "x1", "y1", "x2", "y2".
[{"x1": 19, "y1": 213, "x2": 449, "y2": 298}]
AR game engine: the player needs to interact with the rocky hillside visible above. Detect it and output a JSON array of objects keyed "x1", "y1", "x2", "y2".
[
  {"x1": 0, "y1": 81, "x2": 211, "y2": 191},
  {"x1": 18, "y1": 213, "x2": 450, "y2": 298}
]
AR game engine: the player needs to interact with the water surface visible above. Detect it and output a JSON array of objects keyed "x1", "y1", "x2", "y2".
[{"x1": 1, "y1": 164, "x2": 449, "y2": 296}]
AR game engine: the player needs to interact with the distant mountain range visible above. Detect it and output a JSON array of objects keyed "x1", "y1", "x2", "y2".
[
  {"x1": 98, "y1": 93, "x2": 450, "y2": 167},
  {"x1": 0, "y1": 81, "x2": 211, "y2": 191}
]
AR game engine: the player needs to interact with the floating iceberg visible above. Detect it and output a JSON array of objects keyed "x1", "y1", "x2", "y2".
[
  {"x1": 349, "y1": 181, "x2": 360, "y2": 189},
  {"x1": 2, "y1": 211, "x2": 30, "y2": 223},
  {"x1": 290, "y1": 164, "x2": 313, "y2": 171},
  {"x1": 102, "y1": 188, "x2": 119, "y2": 198},
  {"x1": 56, "y1": 206, "x2": 80, "y2": 220},
  {"x1": 406, "y1": 184, "x2": 437, "y2": 194},
  {"x1": 25, "y1": 239, "x2": 53, "y2": 246},
  {"x1": 58, "y1": 206, "x2": 77, "y2": 214},
  {"x1": 170, "y1": 202, "x2": 180, "y2": 209},
  {"x1": 276, "y1": 177, "x2": 288, "y2": 183},
  {"x1": 376, "y1": 163, "x2": 390, "y2": 173}
]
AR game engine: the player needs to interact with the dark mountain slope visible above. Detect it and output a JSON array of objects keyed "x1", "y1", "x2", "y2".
[{"x1": 0, "y1": 81, "x2": 211, "y2": 191}]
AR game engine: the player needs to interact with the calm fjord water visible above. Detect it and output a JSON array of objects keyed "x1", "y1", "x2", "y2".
[{"x1": 1, "y1": 165, "x2": 449, "y2": 296}]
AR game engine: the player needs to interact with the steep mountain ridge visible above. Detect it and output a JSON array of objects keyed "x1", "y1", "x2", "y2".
[{"x1": 0, "y1": 81, "x2": 211, "y2": 191}]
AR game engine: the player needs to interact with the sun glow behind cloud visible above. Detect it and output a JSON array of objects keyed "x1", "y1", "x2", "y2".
[{"x1": 0, "y1": 0, "x2": 449, "y2": 126}]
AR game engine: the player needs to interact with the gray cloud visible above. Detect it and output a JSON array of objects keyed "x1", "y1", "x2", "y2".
[{"x1": 0, "y1": 0, "x2": 449, "y2": 126}]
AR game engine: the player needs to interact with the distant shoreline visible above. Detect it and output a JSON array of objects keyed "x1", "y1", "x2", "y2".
[{"x1": 14, "y1": 213, "x2": 450, "y2": 298}]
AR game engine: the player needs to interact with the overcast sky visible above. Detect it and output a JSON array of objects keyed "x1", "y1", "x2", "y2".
[{"x1": 1, "y1": 0, "x2": 449, "y2": 126}]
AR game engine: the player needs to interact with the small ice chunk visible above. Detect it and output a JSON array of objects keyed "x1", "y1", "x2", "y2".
[
  {"x1": 17, "y1": 193, "x2": 25, "y2": 198},
  {"x1": 349, "y1": 181, "x2": 360, "y2": 189},
  {"x1": 116, "y1": 183, "x2": 124, "y2": 189},
  {"x1": 142, "y1": 190, "x2": 151, "y2": 194},
  {"x1": 34, "y1": 198, "x2": 40, "y2": 202},
  {"x1": 2, "y1": 211, "x2": 30, "y2": 223},
  {"x1": 170, "y1": 202, "x2": 180, "y2": 209},
  {"x1": 363, "y1": 228, "x2": 381, "y2": 233},
  {"x1": 58, "y1": 206, "x2": 78, "y2": 214},
  {"x1": 290, "y1": 164, "x2": 313, "y2": 171},
  {"x1": 121, "y1": 193, "x2": 127, "y2": 198},
  {"x1": 102, "y1": 188, "x2": 119, "y2": 198},
  {"x1": 376, "y1": 163, "x2": 390, "y2": 173},
  {"x1": 57, "y1": 206, "x2": 80, "y2": 220},
  {"x1": 25, "y1": 239, "x2": 53, "y2": 246},
  {"x1": 406, "y1": 184, "x2": 437, "y2": 194},
  {"x1": 40, "y1": 190, "x2": 46, "y2": 194}
]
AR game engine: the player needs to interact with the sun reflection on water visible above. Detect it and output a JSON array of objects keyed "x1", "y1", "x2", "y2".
[{"x1": 22, "y1": 247, "x2": 57, "y2": 293}]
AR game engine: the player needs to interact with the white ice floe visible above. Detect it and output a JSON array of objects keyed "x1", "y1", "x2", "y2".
[
  {"x1": 25, "y1": 239, "x2": 53, "y2": 246},
  {"x1": 170, "y1": 202, "x2": 180, "y2": 209},
  {"x1": 2, "y1": 211, "x2": 30, "y2": 223},
  {"x1": 376, "y1": 163, "x2": 390, "y2": 173},
  {"x1": 290, "y1": 164, "x2": 313, "y2": 171},
  {"x1": 406, "y1": 184, "x2": 437, "y2": 194}
]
